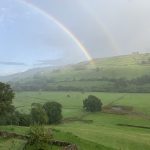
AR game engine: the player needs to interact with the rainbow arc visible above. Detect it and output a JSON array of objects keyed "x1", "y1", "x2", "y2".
[{"x1": 18, "y1": 0, "x2": 93, "y2": 62}]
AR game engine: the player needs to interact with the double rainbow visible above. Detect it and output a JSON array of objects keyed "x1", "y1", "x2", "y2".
[{"x1": 18, "y1": 0, "x2": 93, "y2": 61}]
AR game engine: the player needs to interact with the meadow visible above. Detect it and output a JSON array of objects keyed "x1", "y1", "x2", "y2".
[
  {"x1": 0, "y1": 126, "x2": 114, "y2": 150},
  {"x1": 13, "y1": 92, "x2": 150, "y2": 116},
  {"x1": 7, "y1": 91, "x2": 150, "y2": 150}
]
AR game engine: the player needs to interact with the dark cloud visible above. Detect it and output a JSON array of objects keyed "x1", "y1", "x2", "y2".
[{"x1": 0, "y1": 61, "x2": 26, "y2": 66}]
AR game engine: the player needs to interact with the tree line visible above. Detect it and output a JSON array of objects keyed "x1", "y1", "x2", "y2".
[
  {"x1": 10, "y1": 75, "x2": 150, "y2": 93},
  {"x1": 0, "y1": 82, "x2": 62, "y2": 126},
  {"x1": 0, "y1": 82, "x2": 103, "y2": 126}
]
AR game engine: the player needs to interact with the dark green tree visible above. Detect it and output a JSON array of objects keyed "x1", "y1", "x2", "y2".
[
  {"x1": 14, "y1": 111, "x2": 31, "y2": 126},
  {"x1": 83, "y1": 95, "x2": 103, "y2": 112},
  {"x1": 0, "y1": 82, "x2": 15, "y2": 124},
  {"x1": 43, "y1": 102, "x2": 62, "y2": 124},
  {"x1": 31, "y1": 103, "x2": 48, "y2": 125}
]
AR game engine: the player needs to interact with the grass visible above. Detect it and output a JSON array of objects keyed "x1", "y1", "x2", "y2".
[
  {"x1": 1, "y1": 91, "x2": 150, "y2": 149},
  {"x1": 52, "y1": 129, "x2": 114, "y2": 150},
  {"x1": 39, "y1": 53, "x2": 150, "y2": 80},
  {"x1": 53, "y1": 115, "x2": 150, "y2": 150},
  {"x1": 10, "y1": 91, "x2": 150, "y2": 150},
  {"x1": 13, "y1": 92, "x2": 150, "y2": 115},
  {"x1": 0, "y1": 126, "x2": 114, "y2": 150},
  {"x1": 0, "y1": 138, "x2": 25, "y2": 150}
]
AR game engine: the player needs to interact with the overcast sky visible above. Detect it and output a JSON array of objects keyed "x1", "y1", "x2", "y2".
[{"x1": 0, "y1": 0, "x2": 150, "y2": 75}]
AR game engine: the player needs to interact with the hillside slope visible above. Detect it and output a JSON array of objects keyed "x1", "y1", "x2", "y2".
[{"x1": 1, "y1": 53, "x2": 150, "y2": 92}]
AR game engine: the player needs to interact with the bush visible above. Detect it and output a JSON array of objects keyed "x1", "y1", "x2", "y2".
[
  {"x1": 43, "y1": 102, "x2": 62, "y2": 124},
  {"x1": 24, "y1": 125, "x2": 53, "y2": 150},
  {"x1": 83, "y1": 95, "x2": 102, "y2": 112},
  {"x1": 14, "y1": 111, "x2": 31, "y2": 126},
  {"x1": 31, "y1": 103, "x2": 48, "y2": 125}
]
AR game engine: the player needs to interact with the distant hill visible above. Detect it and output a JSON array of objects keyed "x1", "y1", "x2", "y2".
[
  {"x1": 0, "y1": 66, "x2": 59, "y2": 82},
  {"x1": 1, "y1": 53, "x2": 150, "y2": 92}
]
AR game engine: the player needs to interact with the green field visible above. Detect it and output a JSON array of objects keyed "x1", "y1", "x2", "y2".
[
  {"x1": 6, "y1": 92, "x2": 149, "y2": 150},
  {"x1": 0, "y1": 126, "x2": 114, "y2": 150},
  {"x1": 14, "y1": 92, "x2": 150, "y2": 116}
]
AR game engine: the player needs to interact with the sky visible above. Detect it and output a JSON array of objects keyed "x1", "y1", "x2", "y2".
[{"x1": 0, "y1": 0, "x2": 150, "y2": 75}]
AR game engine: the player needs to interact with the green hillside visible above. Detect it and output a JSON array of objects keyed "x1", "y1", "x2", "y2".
[
  {"x1": 37, "y1": 53, "x2": 150, "y2": 80},
  {"x1": 4, "y1": 53, "x2": 150, "y2": 92}
]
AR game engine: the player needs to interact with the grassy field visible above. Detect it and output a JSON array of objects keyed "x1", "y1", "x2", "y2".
[
  {"x1": 7, "y1": 91, "x2": 149, "y2": 150},
  {"x1": 14, "y1": 92, "x2": 150, "y2": 115},
  {"x1": 0, "y1": 126, "x2": 114, "y2": 150}
]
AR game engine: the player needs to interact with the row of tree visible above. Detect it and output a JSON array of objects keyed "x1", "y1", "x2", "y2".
[
  {"x1": 10, "y1": 75, "x2": 150, "y2": 93},
  {"x1": 0, "y1": 82, "x2": 62, "y2": 126}
]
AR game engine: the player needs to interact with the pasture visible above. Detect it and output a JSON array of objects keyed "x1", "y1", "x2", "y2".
[
  {"x1": 13, "y1": 92, "x2": 150, "y2": 116},
  {"x1": 10, "y1": 91, "x2": 150, "y2": 150}
]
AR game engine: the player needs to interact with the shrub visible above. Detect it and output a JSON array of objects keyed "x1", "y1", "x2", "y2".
[
  {"x1": 43, "y1": 102, "x2": 62, "y2": 124},
  {"x1": 24, "y1": 125, "x2": 53, "y2": 150},
  {"x1": 83, "y1": 95, "x2": 102, "y2": 112}
]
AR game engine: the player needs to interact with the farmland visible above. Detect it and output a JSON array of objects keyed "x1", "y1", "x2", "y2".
[
  {"x1": 14, "y1": 92, "x2": 150, "y2": 116},
  {"x1": 7, "y1": 91, "x2": 149, "y2": 150}
]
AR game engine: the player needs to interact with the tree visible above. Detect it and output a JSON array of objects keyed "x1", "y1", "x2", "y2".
[
  {"x1": 31, "y1": 103, "x2": 48, "y2": 125},
  {"x1": 43, "y1": 102, "x2": 62, "y2": 124},
  {"x1": 14, "y1": 111, "x2": 31, "y2": 126},
  {"x1": 0, "y1": 82, "x2": 15, "y2": 124},
  {"x1": 83, "y1": 95, "x2": 102, "y2": 112}
]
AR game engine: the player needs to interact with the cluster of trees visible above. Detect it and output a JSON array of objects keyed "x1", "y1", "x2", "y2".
[
  {"x1": 31, "y1": 102, "x2": 62, "y2": 125},
  {"x1": 56, "y1": 75, "x2": 150, "y2": 93},
  {"x1": 10, "y1": 75, "x2": 150, "y2": 93},
  {"x1": 0, "y1": 82, "x2": 62, "y2": 126},
  {"x1": 108, "y1": 75, "x2": 150, "y2": 93},
  {"x1": 0, "y1": 82, "x2": 104, "y2": 127}
]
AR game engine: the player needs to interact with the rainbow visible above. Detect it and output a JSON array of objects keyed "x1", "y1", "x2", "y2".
[
  {"x1": 17, "y1": 0, "x2": 93, "y2": 61},
  {"x1": 79, "y1": 1, "x2": 120, "y2": 55}
]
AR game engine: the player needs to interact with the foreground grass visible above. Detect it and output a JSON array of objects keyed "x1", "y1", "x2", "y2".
[
  {"x1": 53, "y1": 113, "x2": 150, "y2": 150},
  {"x1": 0, "y1": 126, "x2": 114, "y2": 150},
  {"x1": 0, "y1": 138, "x2": 25, "y2": 150}
]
